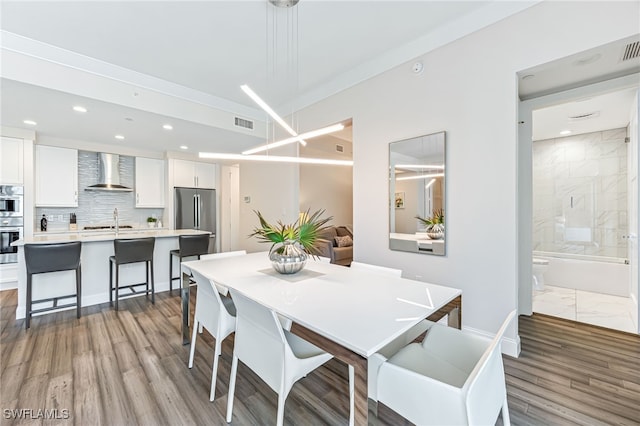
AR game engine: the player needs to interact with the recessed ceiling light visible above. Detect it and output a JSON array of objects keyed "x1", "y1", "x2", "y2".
[
  {"x1": 115, "y1": 135, "x2": 125, "y2": 140},
  {"x1": 23, "y1": 119, "x2": 37, "y2": 126},
  {"x1": 560, "y1": 130, "x2": 572, "y2": 136},
  {"x1": 73, "y1": 106, "x2": 87, "y2": 113},
  {"x1": 163, "y1": 124, "x2": 173, "y2": 130},
  {"x1": 180, "y1": 145, "x2": 188, "y2": 150},
  {"x1": 125, "y1": 117, "x2": 134, "y2": 122}
]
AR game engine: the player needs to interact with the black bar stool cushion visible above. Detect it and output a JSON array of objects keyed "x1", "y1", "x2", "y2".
[
  {"x1": 112, "y1": 237, "x2": 155, "y2": 264},
  {"x1": 25, "y1": 242, "x2": 81, "y2": 274},
  {"x1": 178, "y1": 234, "x2": 210, "y2": 257}
]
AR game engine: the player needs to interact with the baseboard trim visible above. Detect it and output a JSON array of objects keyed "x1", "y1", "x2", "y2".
[{"x1": 463, "y1": 325, "x2": 520, "y2": 358}]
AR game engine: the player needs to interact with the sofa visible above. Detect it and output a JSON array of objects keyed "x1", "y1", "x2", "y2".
[{"x1": 315, "y1": 225, "x2": 353, "y2": 266}]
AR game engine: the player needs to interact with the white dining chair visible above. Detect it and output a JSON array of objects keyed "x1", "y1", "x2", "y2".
[
  {"x1": 225, "y1": 288, "x2": 335, "y2": 426},
  {"x1": 187, "y1": 250, "x2": 246, "y2": 401},
  {"x1": 375, "y1": 310, "x2": 517, "y2": 426},
  {"x1": 349, "y1": 261, "x2": 402, "y2": 277}
]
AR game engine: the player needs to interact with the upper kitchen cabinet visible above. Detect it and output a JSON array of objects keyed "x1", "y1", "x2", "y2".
[
  {"x1": 172, "y1": 159, "x2": 216, "y2": 189},
  {"x1": 135, "y1": 157, "x2": 165, "y2": 208},
  {"x1": 35, "y1": 145, "x2": 78, "y2": 207},
  {"x1": 0, "y1": 137, "x2": 24, "y2": 184}
]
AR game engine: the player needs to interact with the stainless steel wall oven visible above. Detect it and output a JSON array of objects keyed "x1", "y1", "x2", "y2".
[{"x1": 0, "y1": 186, "x2": 23, "y2": 264}]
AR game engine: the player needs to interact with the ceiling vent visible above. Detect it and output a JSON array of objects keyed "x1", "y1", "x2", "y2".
[
  {"x1": 234, "y1": 117, "x2": 254, "y2": 130},
  {"x1": 621, "y1": 41, "x2": 640, "y2": 62},
  {"x1": 335, "y1": 144, "x2": 344, "y2": 153},
  {"x1": 568, "y1": 111, "x2": 600, "y2": 121}
]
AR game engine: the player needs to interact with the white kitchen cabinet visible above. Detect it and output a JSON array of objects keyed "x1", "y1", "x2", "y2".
[
  {"x1": 35, "y1": 145, "x2": 78, "y2": 207},
  {"x1": 172, "y1": 159, "x2": 216, "y2": 189},
  {"x1": 135, "y1": 157, "x2": 165, "y2": 208},
  {"x1": 0, "y1": 137, "x2": 24, "y2": 184}
]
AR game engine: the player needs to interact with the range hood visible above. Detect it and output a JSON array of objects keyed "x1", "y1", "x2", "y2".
[{"x1": 85, "y1": 153, "x2": 133, "y2": 192}]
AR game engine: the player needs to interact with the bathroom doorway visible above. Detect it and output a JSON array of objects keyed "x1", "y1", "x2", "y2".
[
  {"x1": 517, "y1": 35, "x2": 640, "y2": 334},
  {"x1": 530, "y1": 88, "x2": 637, "y2": 333}
]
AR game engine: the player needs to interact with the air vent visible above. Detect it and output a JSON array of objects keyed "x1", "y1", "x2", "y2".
[
  {"x1": 234, "y1": 117, "x2": 254, "y2": 130},
  {"x1": 335, "y1": 144, "x2": 344, "y2": 153},
  {"x1": 621, "y1": 41, "x2": 640, "y2": 62},
  {"x1": 568, "y1": 111, "x2": 600, "y2": 121}
]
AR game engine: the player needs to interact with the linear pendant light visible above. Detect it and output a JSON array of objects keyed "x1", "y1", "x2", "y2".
[
  {"x1": 396, "y1": 172, "x2": 445, "y2": 181},
  {"x1": 199, "y1": 152, "x2": 353, "y2": 166},
  {"x1": 243, "y1": 123, "x2": 345, "y2": 155},
  {"x1": 241, "y1": 84, "x2": 307, "y2": 146}
]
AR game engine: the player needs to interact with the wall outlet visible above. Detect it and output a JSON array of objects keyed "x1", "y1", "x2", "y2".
[
  {"x1": 48, "y1": 215, "x2": 54, "y2": 221},
  {"x1": 58, "y1": 215, "x2": 64, "y2": 222}
]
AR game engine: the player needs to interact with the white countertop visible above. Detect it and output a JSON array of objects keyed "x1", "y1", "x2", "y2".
[{"x1": 12, "y1": 229, "x2": 210, "y2": 246}]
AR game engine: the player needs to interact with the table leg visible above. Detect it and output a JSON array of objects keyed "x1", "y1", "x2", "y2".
[
  {"x1": 426, "y1": 295, "x2": 462, "y2": 329},
  {"x1": 181, "y1": 270, "x2": 191, "y2": 345},
  {"x1": 291, "y1": 323, "x2": 368, "y2": 426}
]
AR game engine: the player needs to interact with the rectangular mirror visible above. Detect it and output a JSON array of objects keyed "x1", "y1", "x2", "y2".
[{"x1": 389, "y1": 131, "x2": 446, "y2": 255}]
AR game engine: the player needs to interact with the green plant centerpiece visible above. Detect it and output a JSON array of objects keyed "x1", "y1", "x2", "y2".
[
  {"x1": 146, "y1": 216, "x2": 158, "y2": 228},
  {"x1": 415, "y1": 208, "x2": 445, "y2": 240},
  {"x1": 250, "y1": 209, "x2": 333, "y2": 274}
]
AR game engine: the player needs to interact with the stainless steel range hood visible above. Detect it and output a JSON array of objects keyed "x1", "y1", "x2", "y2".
[{"x1": 85, "y1": 153, "x2": 133, "y2": 192}]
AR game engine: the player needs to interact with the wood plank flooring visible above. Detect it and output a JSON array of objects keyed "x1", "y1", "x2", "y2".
[
  {"x1": 1, "y1": 289, "x2": 639, "y2": 425},
  {"x1": 504, "y1": 313, "x2": 640, "y2": 426}
]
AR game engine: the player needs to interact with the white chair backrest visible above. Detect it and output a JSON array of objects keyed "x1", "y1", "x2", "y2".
[
  {"x1": 191, "y1": 269, "x2": 227, "y2": 330},
  {"x1": 464, "y1": 309, "x2": 516, "y2": 424},
  {"x1": 228, "y1": 288, "x2": 287, "y2": 392},
  {"x1": 200, "y1": 250, "x2": 246, "y2": 260},
  {"x1": 350, "y1": 261, "x2": 402, "y2": 278}
]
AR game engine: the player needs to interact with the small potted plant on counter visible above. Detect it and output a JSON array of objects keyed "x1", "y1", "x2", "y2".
[
  {"x1": 146, "y1": 216, "x2": 158, "y2": 228},
  {"x1": 415, "y1": 208, "x2": 444, "y2": 240}
]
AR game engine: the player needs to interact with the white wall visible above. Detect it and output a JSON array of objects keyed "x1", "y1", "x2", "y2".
[
  {"x1": 238, "y1": 161, "x2": 299, "y2": 253},
  {"x1": 299, "y1": 164, "x2": 353, "y2": 226},
  {"x1": 289, "y1": 1, "x2": 639, "y2": 355}
]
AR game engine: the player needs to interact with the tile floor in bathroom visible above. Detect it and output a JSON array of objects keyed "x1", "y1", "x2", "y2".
[{"x1": 533, "y1": 285, "x2": 638, "y2": 334}]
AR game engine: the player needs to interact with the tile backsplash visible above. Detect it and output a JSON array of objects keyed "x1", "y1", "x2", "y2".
[
  {"x1": 36, "y1": 151, "x2": 163, "y2": 232},
  {"x1": 532, "y1": 127, "x2": 628, "y2": 259}
]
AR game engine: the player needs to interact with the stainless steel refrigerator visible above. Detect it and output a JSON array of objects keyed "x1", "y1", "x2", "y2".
[{"x1": 174, "y1": 187, "x2": 216, "y2": 250}]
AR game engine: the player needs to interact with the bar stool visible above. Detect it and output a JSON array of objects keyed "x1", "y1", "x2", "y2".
[
  {"x1": 169, "y1": 233, "x2": 210, "y2": 292},
  {"x1": 24, "y1": 241, "x2": 82, "y2": 329},
  {"x1": 109, "y1": 237, "x2": 155, "y2": 310}
]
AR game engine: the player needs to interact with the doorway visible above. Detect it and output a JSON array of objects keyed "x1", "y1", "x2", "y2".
[
  {"x1": 517, "y1": 36, "x2": 640, "y2": 334},
  {"x1": 529, "y1": 89, "x2": 637, "y2": 333}
]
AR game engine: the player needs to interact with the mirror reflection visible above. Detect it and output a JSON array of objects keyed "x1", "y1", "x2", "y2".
[{"x1": 389, "y1": 131, "x2": 446, "y2": 255}]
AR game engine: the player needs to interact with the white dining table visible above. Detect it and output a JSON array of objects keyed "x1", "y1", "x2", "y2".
[{"x1": 181, "y1": 252, "x2": 462, "y2": 425}]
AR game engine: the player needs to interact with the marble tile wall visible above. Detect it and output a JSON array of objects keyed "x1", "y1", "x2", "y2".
[
  {"x1": 36, "y1": 151, "x2": 164, "y2": 232},
  {"x1": 533, "y1": 128, "x2": 628, "y2": 259}
]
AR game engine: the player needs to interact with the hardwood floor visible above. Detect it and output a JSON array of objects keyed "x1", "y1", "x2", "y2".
[
  {"x1": 1, "y1": 289, "x2": 638, "y2": 425},
  {"x1": 505, "y1": 313, "x2": 640, "y2": 426}
]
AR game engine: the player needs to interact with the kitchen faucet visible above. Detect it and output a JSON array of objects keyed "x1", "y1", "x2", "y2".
[{"x1": 113, "y1": 208, "x2": 119, "y2": 234}]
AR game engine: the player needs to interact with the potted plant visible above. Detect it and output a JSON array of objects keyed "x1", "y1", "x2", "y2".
[
  {"x1": 250, "y1": 208, "x2": 333, "y2": 274},
  {"x1": 146, "y1": 216, "x2": 158, "y2": 228},
  {"x1": 415, "y1": 208, "x2": 445, "y2": 240}
]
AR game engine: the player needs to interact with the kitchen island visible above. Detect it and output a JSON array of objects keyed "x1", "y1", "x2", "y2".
[{"x1": 11, "y1": 229, "x2": 210, "y2": 320}]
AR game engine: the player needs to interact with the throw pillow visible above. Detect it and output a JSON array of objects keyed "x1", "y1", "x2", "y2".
[{"x1": 334, "y1": 235, "x2": 353, "y2": 248}]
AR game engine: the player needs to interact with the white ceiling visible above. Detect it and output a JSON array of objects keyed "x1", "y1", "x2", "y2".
[{"x1": 1, "y1": 1, "x2": 638, "y2": 156}]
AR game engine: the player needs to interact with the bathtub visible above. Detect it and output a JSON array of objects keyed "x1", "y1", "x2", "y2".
[{"x1": 533, "y1": 251, "x2": 629, "y2": 297}]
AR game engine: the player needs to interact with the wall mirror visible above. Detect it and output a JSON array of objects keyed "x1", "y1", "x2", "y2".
[{"x1": 389, "y1": 131, "x2": 446, "y2": 255}]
